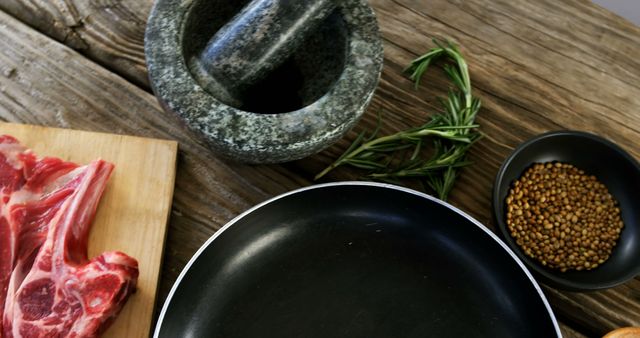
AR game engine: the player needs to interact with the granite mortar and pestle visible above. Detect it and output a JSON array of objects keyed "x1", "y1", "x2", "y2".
[{"x1": 145, "y1": 0, "x2": 383, "y2": 163}]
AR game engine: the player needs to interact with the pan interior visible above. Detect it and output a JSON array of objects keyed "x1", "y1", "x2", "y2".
[{"x1": 158, "y1": 185, "x2": 556, "y2": 337}]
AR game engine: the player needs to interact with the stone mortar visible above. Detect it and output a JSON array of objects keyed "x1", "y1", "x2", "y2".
[{"x1": 145, "y1": 0, "x2": 383, "y2": 163}]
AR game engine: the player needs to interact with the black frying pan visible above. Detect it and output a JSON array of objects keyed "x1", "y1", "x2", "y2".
[{"x1": 155, "y1": 182, "x2": 560, "y2": 337}]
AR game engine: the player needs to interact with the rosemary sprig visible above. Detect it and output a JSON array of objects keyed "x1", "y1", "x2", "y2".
[{"x1": 315, "y1": 39, "x2": 481, "y2": 200}]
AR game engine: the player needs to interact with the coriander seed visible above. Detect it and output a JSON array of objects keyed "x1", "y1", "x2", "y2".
[{"x1": 505, "y1": 162, "x2": 624, "y2": 272}]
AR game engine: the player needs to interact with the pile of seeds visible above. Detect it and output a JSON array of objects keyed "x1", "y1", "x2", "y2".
[{"x1": 506, "y1": 162, "x2": 624, "y2": 272}]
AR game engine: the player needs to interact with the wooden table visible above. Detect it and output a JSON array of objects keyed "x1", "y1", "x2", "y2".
[{"x1": 1, "y1": 0, "x2": 638, "y2": 336}]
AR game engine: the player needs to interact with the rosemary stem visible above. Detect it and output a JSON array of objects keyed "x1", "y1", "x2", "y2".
[
  {"x1": 315, "y1": 128, "x2": 471, "y2": 180},
  {"x1": 314, "y1": 133, "x2": 399, "y2": 180},
  {"x1": 314, "y1": 161, "x2": 340, "y2": 181}
]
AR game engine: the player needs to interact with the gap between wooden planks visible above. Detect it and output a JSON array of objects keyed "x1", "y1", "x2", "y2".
[{"x1": 0, "y1": 122, "x2": 178, "y2": 338}]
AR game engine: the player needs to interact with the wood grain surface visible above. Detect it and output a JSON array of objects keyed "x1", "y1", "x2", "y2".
[
  {"x1": 0, "y1": 123, "x2": 177, "y2": 337},
  {"x1": 0, "y1": 0, "x2": 151, "y2": 88},
  {"x1": 1, "y1": 0, "x2": 639, "y2": 336}
]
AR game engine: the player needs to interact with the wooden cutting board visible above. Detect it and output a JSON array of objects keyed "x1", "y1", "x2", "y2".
[{"x1": 0, "y1": 122, "x2": 178, "y2": 338}]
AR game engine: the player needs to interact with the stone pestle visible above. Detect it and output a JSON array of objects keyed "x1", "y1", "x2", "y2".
[{"x1": 190, "y1": 0, "x2": 338, "y2": 106}]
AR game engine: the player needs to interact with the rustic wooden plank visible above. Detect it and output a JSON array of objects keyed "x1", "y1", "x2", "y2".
[
  {"x1": 0, "y1": 0, "x2": 151, "y2": 88},
  {"x1": 2, "y1": 0, "x2": 640, "y2": 335},
  {"x1": 374, "y1": 0, "x2": 640, "y2": 150},
  {"x1": 560, "y1": 323, "x2": 589, "y2": 338},
  {"x1": 0, "y1": 123, "x2": 177, "y2": 338},
  {"x1": 544, "y1": 278, "x2": 640, "y2": 336}
]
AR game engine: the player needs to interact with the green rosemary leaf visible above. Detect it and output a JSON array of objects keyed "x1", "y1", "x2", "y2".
[
  {"x1": 444, "y1": 65, "x2": 466, "y2": 95},
  {"x1": 428, "y1": 125, "x2": 480, "y2": 131},
  {"x1": 365, "y1": 110, "x2": 384, "y2": 142},
  {"x1": 367, "y1": 143, "x2": 414, "y2": 152},
  {"x1": 346, "y1": 159, "x2": 388, "y2": 170},
  {"x1": 368, "y1": 175, "x2": 403, "y2": 185},
  {"x1": 410, "y1": 139, "x2": 423, "y2": 161},
  {"x1": 439, "y1": 167, "x2": 459, "y2": 200},
  {"x1": 357, "y1": 151, "x2": 380, "y2": 159},
  {"x1": 336, "y1": 131, "x2": 366, "y2": 163}
]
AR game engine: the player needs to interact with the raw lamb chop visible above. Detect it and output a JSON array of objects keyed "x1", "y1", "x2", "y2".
[
  {"x1": 0, "y1": 136, "x2": 36, "y2": 335},
  {"x1": 1, "y1": 136, "x2": 85, "y2": 336},
  {"x1": 1, "y1": 137, "x2": 139, "y2": 338},
  {"x1": 4, "y1": 157, "x2": 81, "y2": 304}
]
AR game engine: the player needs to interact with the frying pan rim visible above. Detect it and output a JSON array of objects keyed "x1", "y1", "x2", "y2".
[{"x1": 153, "y1": 181, "x2": 561, "y2": 337}]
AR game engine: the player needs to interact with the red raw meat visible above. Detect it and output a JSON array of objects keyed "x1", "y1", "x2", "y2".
[
  {"x1": 0, "y1": 137, "x2": 139, "y2": 338},
  {"x1": 0, "y1": 136, "x2": 36, "y2": 335}
]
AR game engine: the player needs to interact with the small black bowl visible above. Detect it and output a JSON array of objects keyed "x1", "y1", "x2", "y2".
[{"x1": 493, "y1": 131, "x2": 640, "y2": 291}]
